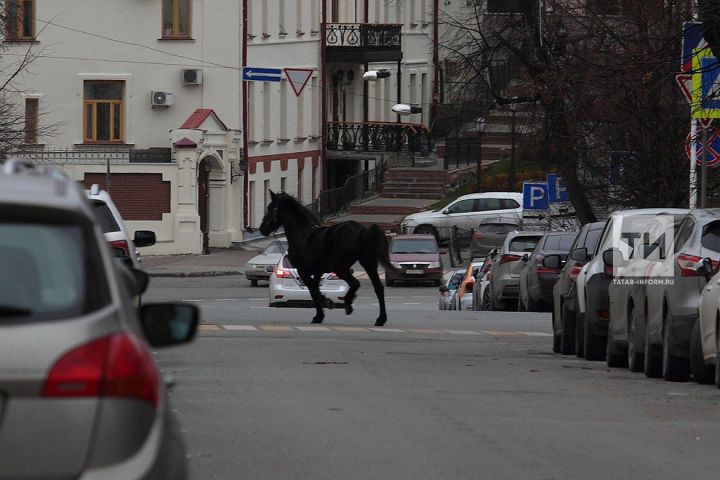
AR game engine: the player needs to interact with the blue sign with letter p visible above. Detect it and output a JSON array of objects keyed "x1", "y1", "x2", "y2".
[
  {"x1": 547, "y1": 174, "x2": 569, "y2": 203},
  {"x1": 523, "y1": 183, "x2": 549, "y2": 210}
]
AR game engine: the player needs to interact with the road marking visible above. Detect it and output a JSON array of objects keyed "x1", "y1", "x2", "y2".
[
  {"x1": 518, "y1": 332, "x2": 553, "y2": 337},
  {"x1": 334, "y1": 326, "x2": 369, "y2": 332},
  {"x1": 402, "y1": 302, "x2": 422, "y2": 305},
  {"x1": 198, "y1": 324, "x2": 221, "y2": 331},
  {"x1": 297, "y1": 326, "x2": 331, "y2": 332},
  {"x1": 250, "y1": 306, "x2": 269, "y2": 309},
  {"x1": 445, "y1": 330, "x2": 484, "y2": 335},
  {"x1": 481, "y1": 331, "x2": 521, "y2": 336},
  {"x1": 223, "y1": 325, "x2": 258, "y2": 331},
  {"x1": 409, "y1": 329, "x2": 443, "y2": 334},
  {"x1": 260, "y1": 326, "x2": 294, "y2": 332},
  {"x1": 369, "y1": 328, "x2": 406, "y2": 333}
]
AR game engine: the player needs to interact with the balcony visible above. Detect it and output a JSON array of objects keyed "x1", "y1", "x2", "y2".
[
  {"x1": 325, "y1": 23, "x2": 403, "y2": 63},
  {"x1": 326, "y1": 122, "x2": 430, "y2": 154}
]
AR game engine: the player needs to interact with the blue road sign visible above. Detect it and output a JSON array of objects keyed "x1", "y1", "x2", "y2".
[
  {"x1": 681, "y1": 21, "x2": 704, "y2": 73},
  {"x1": 523, "y1": 183, "x2": 549, "y2": 210},
  {"x1": 547, "y1": 174, "x2": 569, "y2": 203},
  {"x1": 701, "y1": 55, "x2": 720, "y2": 110},
  {"x1": 242, "y1": 67, "x2": 282, "y2": 82}
]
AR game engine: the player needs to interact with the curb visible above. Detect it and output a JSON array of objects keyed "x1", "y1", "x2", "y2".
[{"x1": 148, "y1": 270, "x2": 244, "y2": 278}]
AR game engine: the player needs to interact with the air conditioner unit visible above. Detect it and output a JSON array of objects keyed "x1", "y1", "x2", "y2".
[
  {"x1": 182, "y1": 68, "x2": 203, "y2": 86},
  {"x1": 151, "y1": 90, "x2": 175, "y2": 108}
]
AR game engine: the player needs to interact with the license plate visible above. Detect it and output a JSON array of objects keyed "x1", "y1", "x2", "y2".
[{"x1": 406, "y1": 269, "x2": 423, "y2": 274}]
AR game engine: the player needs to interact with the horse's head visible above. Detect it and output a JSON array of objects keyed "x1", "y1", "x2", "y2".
[{"x1": 260, "y1": 190, "x2": 282, "y2": 236}]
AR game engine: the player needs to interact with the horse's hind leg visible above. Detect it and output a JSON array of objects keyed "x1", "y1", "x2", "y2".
[
  {"x1": 364, "y1": 266, "x2": 387, "y2": 326},
  {"x1": 299, "y1": 272, "x2": 325, "y2": 323},
  {"x1": 335, "y1": 268, "x2": 360, "y2": 315}
]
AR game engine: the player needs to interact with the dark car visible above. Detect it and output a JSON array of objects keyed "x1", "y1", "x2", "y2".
[
  {"x1": 518, "y1": 231, "x2": 578, "y2": 312},
  {"x1": 469, "y1": 218, "x2": 521, "y2": 260},
  {"x1": 549, "y1": 222, "x2": 605, "y2": 355},
  {"x1": 385, "y1": 234, "x2": 443, "y2": 286}
]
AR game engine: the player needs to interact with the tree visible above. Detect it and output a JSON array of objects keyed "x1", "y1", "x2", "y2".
[{"x1": 440, "y1": 0, "x2": 692, "y2": 223}]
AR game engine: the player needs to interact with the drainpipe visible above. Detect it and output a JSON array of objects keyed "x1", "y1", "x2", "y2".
[
  {"x1": 431, "y1": 0, "x2": 439, "y2": 125},
  {"x1": 242, "y1": 0, "x2": 249, "y2": 229},
  {"x1": 321, "y1": 0, "x2": 328, "y2": 191}
]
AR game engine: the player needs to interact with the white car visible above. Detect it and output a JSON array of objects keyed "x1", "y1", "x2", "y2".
[
  {"x1": 269, "y1": 255, "x2": 350, "y2": 308},
  {"x1": 245, "y1": 240, "x2": 288, "y2": 286},
  {"x1": 85, "y1": 184, "x2": 156, "y2": 267},
  {"x1": 400, "y1": 192, "x2": 523, "y2": 240},
  {"x1": 695, "y1": 262, "x2": 720, "y2": 386}
]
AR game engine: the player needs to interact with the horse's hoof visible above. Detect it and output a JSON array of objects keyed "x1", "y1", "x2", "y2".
[
  {"x1": 374, "y1": 318, "x2": 387, "y2": 327},
  {"x1": 345, "y1": 304, "x2": 353, "y2": 315},
  {"x1": 311, "y1": 317, "x2": 324, "y2": 324}
]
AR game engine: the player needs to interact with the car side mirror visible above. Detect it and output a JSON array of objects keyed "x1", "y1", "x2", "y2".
[
  {"x1": 603, "y1": 248, "x2": 626, "y2": 268},
  {"x1": 134, "y1": 230, "x2": 156, "y2": 248},
  {"x1": 140, "y1": 303, "x2": 199, "y2": 347},
  {"x1": 543, "y1": 255, "x2": 562, "y2": 269},
  {"x1": 571, "y1": 247, "x2": 588, "y2": 262},
  {"x1": 439, "y1": 286, "x2": 449, "y2": 293},
  {"x1": 522, "y1": 253, "x2": 529, "y2": 262},
  {"x1": 700, "y1": 257, "x2": 716, "y2": 279}
]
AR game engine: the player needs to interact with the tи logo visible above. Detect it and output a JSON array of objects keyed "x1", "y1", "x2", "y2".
[{"x1": 607, "y1": 214, "x2": 676, "y2": 279}]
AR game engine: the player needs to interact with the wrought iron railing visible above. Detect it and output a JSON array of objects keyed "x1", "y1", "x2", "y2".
[
  {"x1": 312, "y1": 163, "x2": 385, "y2": 221},
  {"x1": 326, "y1": 121, "x2": 431, "y2": 154},
  {"x1": 325, "y1": 23, "x2": 402, "y2": 49},
  {"x1": 11, "y1": 146, "x2": 173, "y2": 164}
]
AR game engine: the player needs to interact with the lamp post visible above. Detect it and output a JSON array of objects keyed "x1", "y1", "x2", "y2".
[
  {"x1": 509, "y1": 99, "x2": 518, "y2": 191},
  {"x1": 475, "y1": 117, "x2": 486, "y2": 192}
]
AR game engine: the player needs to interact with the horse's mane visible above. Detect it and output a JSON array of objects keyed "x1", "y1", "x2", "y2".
[{"x1": 277, "y1": 192, "x2": 321, "y2": 227}]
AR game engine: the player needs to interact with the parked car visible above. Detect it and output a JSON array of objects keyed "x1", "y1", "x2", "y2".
[
  {"x1": 400, "y1": 192, "x2": 523, "y2": 241},
  {"x1": 550, "y1": 221, "x2": 605, "y2": 355},
  {"x1": 518, "y1": 231, "x2": 578, "y2": 312},
  {"x1": 86, "y1": 183, "x2": 156, "y2": 267},
  {"x1": 269, "y1": 255, "x2": 350, "y2": 307},
  {"x1": 576, "y1": 208, "x2": 688, "y2": 362},
  {"x1": 439, "y1": 269, "x2": 466, "y2": 310},
  {"x1": 454, "y1": 260, "x2": 485, "y2": 311},
  {"x1": 469, "y1": 217, "x2": 522, "y2": 259},
  {"x1": 606, "y1": 212, "x2": 687, "y2": 370},
  {"x1": 0, "y1": 159, "x2": 198, "y2": 480},
  {"x1": 695, "y1": 260, "x2": 720, "y2": 386},
  {"x1": 385, "y1": 234, "x2": 444, "y2": 286},
  {"x1": 641, "y1": 209, "x2": 720, "y2": 380},
  {"x1": 487, "y1": 231, "x2": 544, "y2": 310},
  {"x1": 473, "y1": 249, "x2": 499, "y2": 311},
  {"x1": 245, "y1": 240, "x2": 289, "y2": 286}
]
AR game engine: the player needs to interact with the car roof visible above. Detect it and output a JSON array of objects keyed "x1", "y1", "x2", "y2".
[
  {"x1": 690, "y1": 208, "x2": 720, "y2": 220},
  {"x1": 455, "y1": 192, "x2": 522, "y2": 201},
  {"x1": 609, "y1": 208, "x2": 689, "y2": 218}
]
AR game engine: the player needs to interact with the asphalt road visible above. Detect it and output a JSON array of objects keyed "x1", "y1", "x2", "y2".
[{"x1": 146, "y1": 276, "x2": 720, "y2": 480}]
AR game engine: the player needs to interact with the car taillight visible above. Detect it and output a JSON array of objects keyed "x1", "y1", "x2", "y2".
[
  {"x1": 274, "y1": 267, "x2": 293, "y2": 278},
  {"x1": 499, "y1": 254, "x2": 521, "y2": 265},
  {"x1": 43, "y1": 333, "x2": 160, "y2": 409},
  {"x1": 110, "y1": 240, "x2": 130, "y2": 257},
  {"x1": 677, "y1": 253, "x2": 703, "y2": 277},
  {"x1": 569, "y1": 265, "x2": 583, "y2": 280},
  {"x1": 537, "y1": 267, "x2": 558, "y2": 275},
  {"x1": 472, "y1": 232, "x2": 484, "y2": 240},
  {"x1": 327, "y1": 273, "x2": 338, "y2": 280},
  {"x1": 597, "y1": 309, "x2": 609, "y2": 319}
]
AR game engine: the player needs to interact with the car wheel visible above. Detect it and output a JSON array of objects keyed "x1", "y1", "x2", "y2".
[
  {"x1": 560, "y1": 301, "x2": 576, "y2": 356},
  {"x1": 434, "y1": 279, "x2": 442, "y2": 287},
  {"x1": 481, "y1": 288, "x2": 491, "y2": 311},
  {"x1": 606, "y1": 326, "x2": 627, "y2": 368},
  {"x1": 690, "y1": 321, "x2": 714, "y2": 384},
  {"x1": 662, "y1": 309, "x2": 690, "y2": 382},
  {"x1": 251, "y1": 279, "x2": 258, "y2": 287},
  {"x1": 575, "y1": 312, "x2": 585, "y2": 358},
  {"x1": 643, "y1": 318, "x2": 662, "y2": 378},
  {"x1": 627, "y1": 305, "x2": 644, "y2": 373},
  {"x1": 583, "y1": 313, "x2": 606, "y2": 361}
]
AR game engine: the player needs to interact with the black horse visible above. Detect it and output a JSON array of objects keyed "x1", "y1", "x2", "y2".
[{"x1": 259, "y1": 190, "x2": 397, "y2": 326}]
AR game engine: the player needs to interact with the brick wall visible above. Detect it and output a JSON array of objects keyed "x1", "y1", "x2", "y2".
[{"x1": 83, "y1": 173, "x2": 171, "y2": 221}]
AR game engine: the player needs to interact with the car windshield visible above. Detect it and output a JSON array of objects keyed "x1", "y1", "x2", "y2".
[
  {"x1": 263, "y1": 242, "x2": 288, "y2": 254},
  {"x1": 89, "y1": 200, "x2": 121, "y2": 233},
  {"x1": 0, "y1": 221, "x2": 108, "y2": 322},
  {"x1": 542, "y1": 233, "x2": 577, "y2": 252},
  {"x1": 509, "y1": 236, "x2": 542, "y2": 252},
  {"x1": 702, "y1": 221, "x2": 720, "y2": 252},
  {"x1": 391, "y1": 239, "x2": 438, "y2": 254}
]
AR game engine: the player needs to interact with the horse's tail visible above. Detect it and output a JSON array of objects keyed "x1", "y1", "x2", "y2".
[{"x1": 363, "y1": 224, "x2": 400, "y2": 272}]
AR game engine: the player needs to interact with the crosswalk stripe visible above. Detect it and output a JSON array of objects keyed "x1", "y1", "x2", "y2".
[
  {"x1": 198, "y1": 324, "x2": 221, "y2": 331},
  {"x1": 198, "y1": 324, "x2": 553, "y2": 337},
  {"x1": 409, "y1": 328, "x2": 443, "y2": 334},
  {"x1": 223, "y1": 325, "x2": 258, "y2": 331},
  {"x1": 334, "y1": 326, "x2": 369, "y2": 332},
  {"x1": 260, "y1": 326, "x2": 294, "y2": 332},
  {"x1": 481, "y1": 331, "x2": 521, "y2": 336},
  {"x1": 297, "y1": 326, "x2": 331, "y2": 331},
  {"x1": 518, "y1": 331, "x2": 553, "y2": 337},
  {"x1": 444, "y1": 330, "x2": 484, "y2": 335},
  {"x1": 369, "y1": 328, "x2": 406, "y2": 333}
]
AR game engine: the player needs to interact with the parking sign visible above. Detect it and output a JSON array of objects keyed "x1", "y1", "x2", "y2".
[
  {"x1": 523, "y1": 183, "x2": 549, "y2": 210},
  {"x1": 547, "y1": 174, "x2": 569, "y2": 203}
]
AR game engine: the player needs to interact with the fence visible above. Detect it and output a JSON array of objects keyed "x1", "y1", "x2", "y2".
[
  {"x1": 11, "y1": 147, "x2": 172, "y2": 165},
  {"x1": 313, "y1": 162, "x2": 385, "y2": 221}
]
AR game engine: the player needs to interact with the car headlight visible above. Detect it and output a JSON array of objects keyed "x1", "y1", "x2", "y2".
[
  {"x1": 427, "y1": 262, "x2": 441, "y2": 269},
  {"x1": 391, "y1": 262, "x2": 402, "y2": 268}
]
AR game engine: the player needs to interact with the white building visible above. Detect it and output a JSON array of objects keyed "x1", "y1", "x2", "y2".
[{"x1": 3, "y1": 0, "x2": 438, "y2": 253}]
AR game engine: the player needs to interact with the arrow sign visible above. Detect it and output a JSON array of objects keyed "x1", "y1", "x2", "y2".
[
  {"x1": 243, "y1": 67, "x2": 282, "y2": 82},
  {"x1": 284, "y1": 68, "x2": 314, "y2": 96}
]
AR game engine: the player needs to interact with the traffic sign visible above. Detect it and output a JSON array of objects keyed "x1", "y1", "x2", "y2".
[
  {"x1": 691, "y1": 47, "x2": 720, "y2": 119},
  {"x1": 547, "y1": 174, "x2": 569, "y2": 203},
  {"x1": 676, "y1": 74, "x2": 713, "y2": 127},
  {"x1": 242, "y1": 67, "x2": 282, "y2": 82},
  {"x1": 681, "y1": 21, "x2": 705, "y2": 73},
  {"x1": 284, "y1": 68, "x2": 314, "y2": 96},
  {"x1": 685, "y1": 126, "x2": 720, "y2": 167},
  {"x1": 523, "y1": 183, "x2": 549, "y2": 210}
]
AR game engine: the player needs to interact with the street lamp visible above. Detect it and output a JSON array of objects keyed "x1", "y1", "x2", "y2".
[
  {"x1": 475, "y1": 117, "x2": 487, "y2": 193},
  {"x1": 509, "y1": 99, "x2": 518, "y2": 191},
  {"x1": 392, "y1": 103, "x2": 422, "y2": 115},
  {"x1": 362, "y1": 69, "x2": 391, "y2": 81}
]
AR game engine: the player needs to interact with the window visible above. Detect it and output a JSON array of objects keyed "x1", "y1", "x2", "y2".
[
  {"x1": 5, "y1": 0, "x2": 34, "y2": 40},
  {"x1": 500, "y1": 199, "x2": 521, "y2": 209},
  {"x1": 249, "y1": 181, "x2": 255, "y2": 226},
  {"x1": 83, "y1": 80, "x2": 124, "y2": 143},
  {"x1": 447, "y1": 199, "x2": 474, "y2": 214},
  {"x1": 162, "y1": 0, "x2": 191, "y2": 38},
  {"x1": 474, "y1": 198, "x2": 503, "y2": 211},
  {"x1": 24, "y1": 97, "x2": 38, "y2": 144},
  {"x1": 486, "y1": 0, "x2": 523, "y2": 13}
]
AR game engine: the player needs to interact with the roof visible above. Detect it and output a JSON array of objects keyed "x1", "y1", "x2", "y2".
[
  {"x1": 173, "y1": 137, "x2": 198, "y2": 148},
  {"x1": 180, "y1": 108, "x2": 229, "y2": 130}
]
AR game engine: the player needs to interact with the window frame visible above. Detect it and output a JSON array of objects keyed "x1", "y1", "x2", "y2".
[
  {"x1": 5, "y1": 0, "x2": 35, "y2": 41},
  {"x1": 82, "y1": 80, "x2": 125, "y2": 144},
  {"x1": 161, "y1": 0, "x2": 192, "y2": 39},
  {"x1": 24, "y1": 97, "x2": 38, "y2": 144}
]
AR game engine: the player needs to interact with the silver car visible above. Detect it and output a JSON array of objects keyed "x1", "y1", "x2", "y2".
[
  {"x1": 269, "y1": 255, "x2": 350, "y2": 307},
  {"x1": 439, "y1": 269, "x2": 465, "y2": 310},
  {"x1": 0, "y1": 160, "x2": 199, "y2": 479},
  {"x1": 487, "y1": 231, "x2": 544, "y2": 310},
  {"x1": 244, "y1": 240, "x2": 288, "y2": 286}
]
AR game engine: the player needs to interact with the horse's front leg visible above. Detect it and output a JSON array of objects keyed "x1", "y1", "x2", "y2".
[
  {"x1": 334, "y1": 268, "x2": 360, "y2": 315},
  {"x1": 299, "y1": 271, "x2": 325, "y2": 323}
]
